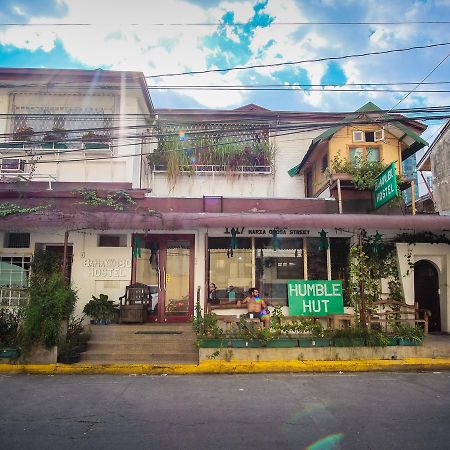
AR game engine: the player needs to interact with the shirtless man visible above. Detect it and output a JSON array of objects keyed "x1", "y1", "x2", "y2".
[{"x1": 237, "y1": 287, "x2": 270, "y2": 329}]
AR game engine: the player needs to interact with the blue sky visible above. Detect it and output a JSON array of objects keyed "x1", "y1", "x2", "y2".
[{"x1": 1, "y1": 0, "x2": 450, "y2": 141}]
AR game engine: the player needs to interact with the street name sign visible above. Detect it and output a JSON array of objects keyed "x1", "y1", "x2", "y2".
[
  {"x1": 374, "y1": 162, "x2": 398, "y2": 209},
  {"x1": 287, "y1": 280, "x2": 344, "y2": 316}
]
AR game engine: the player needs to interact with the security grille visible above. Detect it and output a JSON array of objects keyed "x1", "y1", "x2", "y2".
[{"x1": 4, "y1": 233, "x2": 30, "y2": 248}]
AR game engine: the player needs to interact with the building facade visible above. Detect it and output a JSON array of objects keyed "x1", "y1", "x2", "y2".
[{"x1": 1, "y1": 68, "x2": 450, "y2": 333}]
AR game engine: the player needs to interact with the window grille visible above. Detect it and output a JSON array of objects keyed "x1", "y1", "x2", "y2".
[{"x1": 4, "y1": 233, "x2": 30, "y2": 248}]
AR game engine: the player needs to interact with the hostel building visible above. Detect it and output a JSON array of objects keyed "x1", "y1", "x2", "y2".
[{"x1": 1, "y1": 68, "x2": 449, "y2": 333}]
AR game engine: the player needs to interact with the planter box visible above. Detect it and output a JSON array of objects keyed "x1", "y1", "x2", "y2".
[
  {"x1": 266, "y1": 339, "x2": 298, "y2": 348},
  {"x1": 398, "y1": 338, "x2": 422, "y2": 346},
  {"x1": 0, "y1": 347, "x2": 21, "y2": 359},
  {"x1": 334, "y1": 337, "x2": 365, "y2": 347},
  {"x1": 58, "y1": 354, "x2": 81, "y2": 364},
  {"x1": 387, "y1": 337, "x2": 399, "y2": 346},
  {"x1": 197, "y1": 339, "x2": 229, "y2": 348},
  {"x1": 298, "y1": 338, "x2": 332, "y2": 348},
  {"x1": 230, "y1": 339, "x2": 262, "y2": 348}
]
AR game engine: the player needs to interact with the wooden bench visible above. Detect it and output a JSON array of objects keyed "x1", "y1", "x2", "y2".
[
  {"x1": 368, "y1": 299, "x2": 430, "y2": 335},
  {"x1": 119, "y1": 283, "x2": 151, "y2": 324}
]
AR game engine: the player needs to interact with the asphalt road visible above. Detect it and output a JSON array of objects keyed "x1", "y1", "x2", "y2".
[{"x1": 0, "y1": 372, "x2": 449, "y2": 450}]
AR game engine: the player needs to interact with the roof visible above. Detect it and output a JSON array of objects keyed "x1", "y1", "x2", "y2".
[
  {"x1": 417, "y1": 120, "x2": 450, "y2": 171},
  {"x1": 0, "y1": 67, "x2": 154, "y2": 113},
  {"x1": 288, "y1": 102, "x2": 428, "y2": 177}
]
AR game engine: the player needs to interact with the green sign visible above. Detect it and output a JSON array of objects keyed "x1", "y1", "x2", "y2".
[
  {"x1": 288, "y1": 280, "x2": 344, "y2": 316},
  {"x1": 374, "y1": 162, "x2": 398, "y2": 209}
]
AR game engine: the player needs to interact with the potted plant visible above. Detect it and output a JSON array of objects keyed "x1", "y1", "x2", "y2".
[
  {"x1": 333, "y1": 327, "x2": 366, "y2": 347},
  {"x1": 82, "y1": 131, "x2": 110, "y2": 149},
  {"x1": 42, "y1": 127, "x2": 68, "y2": 149},
  {"x1": 83, "y1": 294, "x2": 118, "y2": 324},
  {"x1": 393, "y1": 324, "x2": 424, "y2": 346},
  {"x1": 13, "y1": 126, "x2": 34, "y2": 141},
  {"x1": 192, "y1": 301, "x2": 227, "y2": 347}
]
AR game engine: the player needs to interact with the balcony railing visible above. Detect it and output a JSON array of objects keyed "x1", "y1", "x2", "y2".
[{"x1": 151, "y1": 164, "x2": 272, "y2": 174}]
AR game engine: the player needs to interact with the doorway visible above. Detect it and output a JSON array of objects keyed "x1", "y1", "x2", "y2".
[
  {"x1": 134, "y1": 234, "x2": 195, "y2": 323},
  {"x1": 414, "y1": 260, "x2": 441, "y2": 332}
]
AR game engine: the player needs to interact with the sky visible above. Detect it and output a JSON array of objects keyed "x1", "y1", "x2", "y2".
[{"x1": 1, "y1": 0, "x2": 450, "y2": 142}]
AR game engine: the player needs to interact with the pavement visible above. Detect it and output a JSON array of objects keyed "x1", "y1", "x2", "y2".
[{"x1": 2, "y1": 334, "x2": 449, "y2": 375}]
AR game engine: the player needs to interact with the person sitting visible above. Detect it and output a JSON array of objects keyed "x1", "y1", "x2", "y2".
[
  {"x1": 207, "y1": 282, "x2": 219, "y2": 312},
  {"x1": 237, "y1": 287, "x2": 270, "y2": 329}
]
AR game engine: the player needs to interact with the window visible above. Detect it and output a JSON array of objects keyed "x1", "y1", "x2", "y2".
[
  {"x1": 349, "y1": 146, "x2": 380, "y2": 162},
  {"x1": 0, "y1": 255, "x2": 31, "y2": 307},
  {"x1": 366, "y1": 147, "x2": 380, "y2": 162},
  {"x1": 305, "y1": 170, "x2": 313, "y2": 197},
  {"x1": 98, "y1": 234, "x2": 127, "y2": 247},
  {"x1": 306, "y1": 238, "x2": 328, "y2": 280},
  {"x1": 4, "y1": 233, "x2": 30, "y2": 248},
  {"x1": 353, "y1": 129, "x2": 384, "y2": 142},
  {"x1": 349, "y1": 147, "x2": 363, "y2": 161},
  {"x1": 321, "y1": 154, "x2": 328, "y2": 172}
]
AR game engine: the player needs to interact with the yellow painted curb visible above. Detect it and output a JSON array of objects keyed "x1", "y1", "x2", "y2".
[{"x1": 1, "y1": 358, "x2": 450, "y2": 375}]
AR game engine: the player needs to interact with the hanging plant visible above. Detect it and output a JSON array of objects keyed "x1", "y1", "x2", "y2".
[{"x1": 13, "y1": 126, "x2": 34, "y2": 141}]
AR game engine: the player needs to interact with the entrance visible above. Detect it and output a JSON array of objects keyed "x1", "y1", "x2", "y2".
[
  {"x1": 134, "y1": 235, "x2": 194, "y2": 323},
  {"x1": 414, "y1": 260, "x2": 441, "y2": 332}
]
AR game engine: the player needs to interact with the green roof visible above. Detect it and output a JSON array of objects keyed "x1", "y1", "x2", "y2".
[{"x1": 288, "y1": 102, "x2": 427, "y2": 177}]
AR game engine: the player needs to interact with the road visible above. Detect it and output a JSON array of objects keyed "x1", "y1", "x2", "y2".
[{"x1": 0, "y1": 372, "x2": 449, "y2": 449}]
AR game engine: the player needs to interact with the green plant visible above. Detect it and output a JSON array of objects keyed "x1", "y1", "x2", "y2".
[
  {"x1": 75, "y1": 189, "x2": 135, "y2": 211},
  {"x1": 365, "y1": 329, "x2": 389, "y2": 347},
  {"x1": 327, "y1": 152, "x2": 402, "y2": 192},
  {"x1": 0, "y1": 308, "x2": 23, "y2": 346},
  {"x1": 0, "y1": 202, "x2": 47, "y2": 217},
  {"x1": 13, "y1": 126, "x2": 34, "y2": 141},
  {"x1": 57, "y1": 316, "x2": 90, "y2": 363},
  {"x1": 20, "y1": 251, "x2": 77, "y2": 351},
  {"x1": 83, "y1": 294, "x2": 117, "y2": 323},
  {"x1": 392, "y1": 324, "x2": 424, "y2": 342},
  {"x1": 43, "y1": 127, "x2": 67, "y2": 142},
  {"x1": 191, "y1": 300, "x2": 223, "y2": 338}
]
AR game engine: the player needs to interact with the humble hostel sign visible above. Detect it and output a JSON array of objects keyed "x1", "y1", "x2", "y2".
[
  {"x1": 288, "y1": 280, "x2": 344, "y2": 316},
  {"x1": 374, "y1": 162, "x2": 398, "y2": 209}
]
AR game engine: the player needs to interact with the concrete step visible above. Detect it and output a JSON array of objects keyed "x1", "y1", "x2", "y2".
[
  {"x1": 83, "y1": 323, "x2": 198, "y2": 364},
  {"x1": 86, "y1": 342, "x2": 197, "y2": 352},
  {"x1": 80, "y1": 352, "x2": 198, "y2": 364}
]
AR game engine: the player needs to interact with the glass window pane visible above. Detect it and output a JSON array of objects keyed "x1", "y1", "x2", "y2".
[
  {"x1": 330, "y1": 238, "x2": 351, "y2": 306},
  {"x1": 209, "y1": 237, "x2": 252, "y2": 302},
  {"x1": 349, "y1": 147, "x2": 363, "y2": 162},
  {"x1": 367, "y1": 147, "x2": 380, "y2": 162},
  {"x1": 255, "y1": 238, "x2": 304, "y2": 306},
  {"x1": 307, "y1": 238, "x2": 328, "y2": 280}
]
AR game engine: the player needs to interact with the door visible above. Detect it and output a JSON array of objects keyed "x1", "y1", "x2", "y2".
[
  {"x1": 414, "y1": 260, "x2": 441, "y2": 332},
  {"x1": 134, "y1": 235, "x2": 194, "y2": 323}
]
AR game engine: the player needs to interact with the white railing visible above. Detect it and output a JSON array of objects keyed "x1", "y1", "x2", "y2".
[
  {"x1": 151, "y1": 164, "x2": 272, "y2": 174},
  {"x1": 0, "y1": 170, "x2": 57, "y2": 190}
]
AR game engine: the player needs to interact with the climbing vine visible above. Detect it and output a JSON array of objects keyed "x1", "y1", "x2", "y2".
[
  {"x1": 74, "y1": 189, "x2": 135, "y2": 211},
  {"x1": 0, "y1": 202, "x2": 47, "y2": 217},
  {"x1": 348, "y1": 232, "x2": 405, "y2": 325}
]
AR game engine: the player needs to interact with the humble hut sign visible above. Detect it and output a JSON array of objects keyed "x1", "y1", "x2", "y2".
[
  {"x1": 374, "y1": 162, "x2": 398, "y2": 209},
  {"x1": 288, "y1": 280, "x2": 344, "y2": 316}
]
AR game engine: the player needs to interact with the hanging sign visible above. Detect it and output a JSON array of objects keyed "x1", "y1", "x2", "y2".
[
  {"x1": 288, "y1": 280, "x2": 344, "y2": 316},
  {"x1": 374, "y1": 162, "x2": 398, "y2": 209}
]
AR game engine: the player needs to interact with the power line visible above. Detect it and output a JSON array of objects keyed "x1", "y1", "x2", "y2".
[
  {"x1": 148, "y1": 42, "x2": 450, "y2": 78},
  {"x1": 2, "y1": 21, "x2": 450, "y2": 26}
]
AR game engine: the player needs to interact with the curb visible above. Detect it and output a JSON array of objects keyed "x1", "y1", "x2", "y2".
[{"x1": 1, "y1": 358, "x2": 450, "y2": 375}]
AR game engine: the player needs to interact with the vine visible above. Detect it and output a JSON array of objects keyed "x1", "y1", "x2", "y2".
[
  {"x1": 74, "y1": 189, "x2": 135, "y2": 211},
  {"x1": 0, "y1": 202, "x2": 47, "y2": 217}
]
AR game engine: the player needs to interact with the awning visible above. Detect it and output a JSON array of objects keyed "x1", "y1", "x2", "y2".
[{"x1": 1, "y1": 212, "x2": 449, "y2": 232}]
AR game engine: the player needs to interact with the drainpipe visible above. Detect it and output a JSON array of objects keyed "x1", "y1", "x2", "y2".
[{"x1": 62, "y1": 230, "x2": 70, "y2": 282}]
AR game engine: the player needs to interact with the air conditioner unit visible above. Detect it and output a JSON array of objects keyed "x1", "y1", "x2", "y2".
[{"x1": 0, "y1": 158, "x2": 26, "y2": 173}]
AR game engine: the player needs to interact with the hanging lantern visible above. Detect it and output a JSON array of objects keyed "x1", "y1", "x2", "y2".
[
  {"x1": 371, "y1": 231, "x2": 384, "y2": 255},
  {"x1": 132, "y1": 235, "x2": 142, "y2": 258},
  {"x1": 318, "y1": 229, "x2": 328, "y2": 252},
  {"x1": 272, "y1": 229, "x2": 279, "y2": 251}
]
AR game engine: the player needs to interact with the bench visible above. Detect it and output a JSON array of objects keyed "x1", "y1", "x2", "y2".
[
  {"x1": 368, "y1": 299, "x2": 430, "y2": 335},
  {"x1": 119, "y1": 283, "x2": 151, "y2": 324}
]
